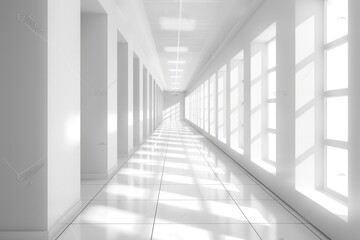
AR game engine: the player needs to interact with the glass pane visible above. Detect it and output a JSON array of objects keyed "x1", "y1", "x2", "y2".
[
  {"x1": 326, "y1": 96, "x2": 348, "y2": 142},
  {"x1": 251, "y1": 81, "x2": 262, "y2": 110},
  {"x1": 230, "y1": 87, "x2": 238, "y2": 111},
  {"x1": 251, "y1": 110, "x2": 262, "y2": 138},
  {"x1": 204, "y1": 80, "x2": 209, "y2": 132},
  {"x1": 326, "y1": 0, "x2": 348, "y2": 43},
  {"x1": 230, "y1": 67, "x2": 238, "y2": 88},
  {"x1": 268, "y1": 133, "x2": 276, "y2": 162},
  {"x1": 326, "y1": 43, "x2": 348, "y2": 90},
  {"x1": 268, "y1": 103, "x2": 276, "y2": 129},
  {"x1": 218, "y1": 77, "x2": 224, "y2": 92},
  {"x1": 268, "y1": 71, "x2": 277, "y2": 99},
  {"x1": 268, "y1": 39, "x2": 276, "y2": 69},
  {"x1": 326, "y1": 146, "x2": 348, "y2": 197},
  {"x1": 251, "y1": 52, "x2": 262, "y2": 81},
  {"x1": 209, "y1": 76, "x2": 216, "y2": 136}
]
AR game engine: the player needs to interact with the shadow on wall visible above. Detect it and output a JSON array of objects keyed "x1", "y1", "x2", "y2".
[{"x1": 163, "y1": 103, "x2": 180, "y2": 122}]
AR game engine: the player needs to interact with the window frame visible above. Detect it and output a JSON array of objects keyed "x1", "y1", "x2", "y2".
[{"x1": 323, "y1": 0, "x2": 349, "y2": 201}]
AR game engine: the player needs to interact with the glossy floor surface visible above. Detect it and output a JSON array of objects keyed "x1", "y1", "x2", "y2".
[{"x1": 57, "y1": 121, "x2": 329, "y2": 240}]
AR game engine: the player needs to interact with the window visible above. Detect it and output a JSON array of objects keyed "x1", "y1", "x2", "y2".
[
  {"x1": 250, "y1": 23, "x2": 277, "y2": 174},
  {"x1": 200, "y1": 83, "x2": 204, "y2": 129},
  {"x1": 209, "y1": 74, "x2": 216, "y2": 137},
  {"x1": 204, "y1": 79, "x2": 209, "y2": 133},
  {"x1": 198, "y1": 86, "x2": 201, "y2": 127},
  {"x1": 267, "y1": 38, "x2": 277, "y2": 163},
  {"x1": 324, "y1": 0, "x2": 348, "y2": 199},
  {"x1": 185, "y1": 95, "x2": 189, "y2": 120},
  {"x1": 294, "y1": 0, "x2": 348, "y2": 219},
  {"x1": 230, "y1": 51, "x2": 244, "y2": 154},
  {"x1": 217, "y1": 65, "x2": 227, "y2": 143}
]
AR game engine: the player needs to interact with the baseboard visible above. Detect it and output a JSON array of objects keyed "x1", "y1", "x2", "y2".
[
  {"x1": 0, "y1": 201, "x2": 83, "y2": 240},
  {"x1": 81, "y1": 164, "x2": 118, "y2": 180},
  {"x1": 48, "y1": 201, "x2": 83, "y2": 240},
  {"x1": 118, "y1": 146, "x2": 137, "y2": 159},
  {"x1": 0, "y1": 231, "x2": 48, "y2": 240}
]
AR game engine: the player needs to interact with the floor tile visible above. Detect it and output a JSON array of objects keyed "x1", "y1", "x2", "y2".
[
  {"x1": 57, "y1": 122, "x2": 320, "y2": 240},
  {"x1": 95, "y1": 184, "x2": 160, "y2": 201},
  {"x1": 152, "y1": 224, "x2": 261, "y2": 240},
  {"x1": 117, "y1": 168, "x2": 163, "y2": 175},
  {"x1": 224, "y1": 184, "x2": 274, "y2": 200},
  {"x1": 57, "y1": 224, "x2": 152, "y2": 240},
  {"x1": 162, "y1": 166, "x2": 214, "y2": 175},
  {"x1": 108, "y1": 174, "x2": 162, "y2": 185},
  {"x1": 73, "y1": 200, "x2": 157, "y2": 224},
  {"x1": 81, "y1": 185, "x2": 104, "y2": 200},
  {"x1": 81, "y1": 179, "x2": 108, "y2": 185},
  {"x1": 155, "y1": 200, "x2": 248, "y2": 224},
  {"x1": 235, "y1": 200, "x2": 301, "y2": 224},
  {"x1": 217, "y1": 174, "x2": 257, "y2": 185},
  {"x1": 159, "y1": 184, "x2": 231, "y2": 200},
  {"x1": 161, "y1": 174, "x2": 222, "y2": 185}
]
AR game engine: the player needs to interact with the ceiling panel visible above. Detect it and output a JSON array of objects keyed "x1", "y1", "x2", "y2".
[{"x1": 143, "y1": 0, "x2": 263, "y2": 91}]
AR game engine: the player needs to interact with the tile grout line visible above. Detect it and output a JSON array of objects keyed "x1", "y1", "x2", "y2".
[
  {"x1": 189, "y1": 122, "x2": 330, "y2": 240},
  {"x1": 187, "y1": 124, "x2": 264, "y2": 240},
  {"x1": 150, "y1": 123, "x2": 171, "y2": 240},
  {"x1": 55, "y1": 130, "x2": 162, "y2": 240}
]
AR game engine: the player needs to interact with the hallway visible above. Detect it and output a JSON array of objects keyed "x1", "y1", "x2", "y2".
[{"x1": 57, "y1": 121, "x2": 326, "y2": 240}]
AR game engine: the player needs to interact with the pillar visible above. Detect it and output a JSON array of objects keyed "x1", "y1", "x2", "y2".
[
  {"x1": 0, "y1": 0, "x2": 81, "y2": 239},
  {"x1": 117, "y1": 37, "x2": 133, "y2": 157}
]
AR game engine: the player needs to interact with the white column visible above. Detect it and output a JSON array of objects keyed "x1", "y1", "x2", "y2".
[
  {"x1": 155, "y1": 84, "x2": 159, "y2": 126},
  {"x1": 143, "y1": 68, "x2": 148, "y2": 138},
  {"x1": 349, "y1": 0, "x2": 360, "y2": 236},
  {"x1": 81, "y1": 12, "x2": 110, "y2": 177},
  {"x1": 0, "y1": 0, "x2": 81, "y2": 239},
  {"x1": 152, "y1": 80, "x2": 156, "y2": 130},
  {"x1": 117, "y1": 40, "x2": 133, "y2": 157},
  {"x1": 139, "y1": 62, "x2": 144, "y2": 143},
  {"x1": 133, "y1": 56, "x2": 140, "y2": 146},
  {"x1": 149, "y1": 75, "x2": 153, "y2": 134}
]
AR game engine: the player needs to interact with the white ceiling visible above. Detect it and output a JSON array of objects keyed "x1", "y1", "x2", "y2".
[{"x1": 143, "y1": 0, "x2": 263, "y2": 91}]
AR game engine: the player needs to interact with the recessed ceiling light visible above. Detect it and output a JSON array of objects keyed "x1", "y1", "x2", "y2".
[
  {"x1": 168, "y1": 60, "x2": 186, "y2": 64},
  {"x1": 165, "y1": 46, "x2": 188, "y2": 52},
  {"x1": 169, "y1": 69, "x2": 184, "y2": 72},
  {"x1": 160, "y1": 17, "x2": 196, "y2": 31},
  {"x1": 170, "y1": 76, "x2": 182, "y2": 79}
]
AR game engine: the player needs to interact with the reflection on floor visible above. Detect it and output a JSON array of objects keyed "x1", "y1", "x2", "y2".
[{"x1": 57, "y1": 121, "x2": 328, "y2": 240}]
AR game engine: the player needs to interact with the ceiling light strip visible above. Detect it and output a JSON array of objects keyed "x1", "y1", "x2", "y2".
[{"x1": 175, "y1": 0, "x2": 183, "y2": 81}]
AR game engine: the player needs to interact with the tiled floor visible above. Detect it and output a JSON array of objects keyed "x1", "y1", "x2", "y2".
[{"x1": 57, "y1": 121, "x2": 328, "y2": 240}]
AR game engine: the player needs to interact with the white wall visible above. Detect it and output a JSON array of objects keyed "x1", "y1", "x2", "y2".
[
  {"x1": 133, "y1": 56, "x2": 142, "y2": 146},
  {"x1": 0, "y1": 0, "x2": 48, "y2": 236},
  {"x1": 0, "y1": 0, "x2": 81, "y2": 238},
  {"x1": 139, "y1": 61, "x2": 144, "y2": 143},
  {"x1": 48, "y1": 0, "x2": 81, "y2": 234},
  {"x1": 81, "y1": 12, "x2": 108, "y2": 176},
  {"x1": 186, "y1": 0, "x2": 360, "y2": 239},
  {"x1": 143, "y1": 67, "x2": 149, "y2": 138},
  {"x1": 106, "y1": 4, "x2": 118, "y2": 175},
  {"x1": 0, "y1": 0, "x2": 164, "y2": 238},
  {"x1": 98, "y1": 0, "x2": 164, "y2": 91},
  {"x1": 149, "y1": 76, "x2": 153, "y2": 133},
  {"x1": 80, "y1": 0, "x2": 117, "y2": 179},
  {"x1": 117, "y1": 42, "x2": 134, "y2": 156},
  {"x1": 348, "y1": 0, "x2": 360, "y2": 235},
  {"x1": 163, "y1": 92, "x2": 185, "y2": 121}
]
